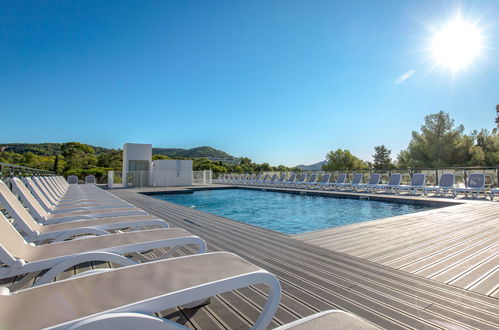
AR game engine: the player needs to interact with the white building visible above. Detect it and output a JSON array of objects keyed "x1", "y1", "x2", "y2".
[{"x1": 122, "y1": 143, "x2": 193, "y2": 187}]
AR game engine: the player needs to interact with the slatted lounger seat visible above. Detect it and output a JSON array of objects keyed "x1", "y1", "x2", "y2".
[
  {"x1": 453, "y1": 173, "x2": 487, "y2": 199},
  {"x1": 0, "y1": 252, "x2": 281, "y2": 330}
]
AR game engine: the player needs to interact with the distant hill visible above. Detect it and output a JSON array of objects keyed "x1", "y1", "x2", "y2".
[
  {"x1": 0, "y1": 143, "x2": 112, "y2": 156},
  {"x1": 153, "y1": 146, "x2": 234, "y2": 159},
  {"x1": 0, "y1": 143, "x2": 235, "y2": 160},
  {"x1": 296, "y1": 160, "x2": 327, "y2": 170}
]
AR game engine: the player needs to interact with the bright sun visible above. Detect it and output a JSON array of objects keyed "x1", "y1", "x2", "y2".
[{"x1": 431, "y1": 16, "x2": 483, "y2": 72}]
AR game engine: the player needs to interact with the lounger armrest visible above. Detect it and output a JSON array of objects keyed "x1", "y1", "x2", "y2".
[
  {"x1": 35, "y1": 251, "x2": 138, "y2": 286},
  {"x1": 32, "y1": 227, "x2": 112, "y2": 244}
]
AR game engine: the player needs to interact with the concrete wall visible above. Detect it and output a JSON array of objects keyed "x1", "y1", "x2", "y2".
[{"x1": 152, "y1": 159, "x2": 193, "y2": 187}]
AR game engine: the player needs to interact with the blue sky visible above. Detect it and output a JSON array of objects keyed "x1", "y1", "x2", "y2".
[{"x1": 1, "y1": 1, "x2": 498, "y2": 166}]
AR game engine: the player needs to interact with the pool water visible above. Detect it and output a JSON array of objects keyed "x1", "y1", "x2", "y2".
[{"x1": 155, "y1": 188, "x2": 435, "y2": 235}]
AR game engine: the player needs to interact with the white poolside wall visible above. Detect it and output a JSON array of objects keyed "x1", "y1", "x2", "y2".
[{"x1": 152, "y1": 159, "x2": 193, "y2": 186}]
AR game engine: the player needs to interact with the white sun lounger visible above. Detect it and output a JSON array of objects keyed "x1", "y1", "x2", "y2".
[
  {"x1": 337, "y1": 173, "x2": 363, "y2": 191},
  {"x1": 281, "y1": 173, "x2": 297, "y2": 187},
  {"x1": 453, "y1": 173, "x2": 487, "y2": 199},
  {"x1": 24, "y1": 178, "x2": 149, "y2": 222},
  {"x1": 4, "y1": 179, "x2": 170, "y2": 243},
  {"x1": 24, "y1": 178, "x2": 135, "y2": 211},
  {"x1": 352, "y1": 173, "x2": 381, "y2": 192},
  {"x1": 372, "y1": 173, "x2": 402, "y2": 194},
  {"x1": 324, "y1": 173, "x2": 347, "y2": 190},
  {"x1": 423, "y1": 173, "x2": 455, "y2": 197},
  {"x1": 0, "y1": 212, "x2": 206, "y2": 284},
  {"x1": 301, "y1": 173, "x2": 318, "y2": 189},
  {"x1": 313, "y1": 173, "x2": 331, "y2": 189},
  {"x1": 34, "y1": 176, "x2": 120, "y2": 203},
  {"x1": 290, "y1": 174, "x2": 307, "y2": 188},
  {"x1": 0, "y1": 252, "x2": 280, "y2": 330},
  {"x1": 269, "y1": 174, "x2": 286, "y2": 187},
  {"x1": 255, "y1": 174, "x2": 269, "y2": 185},
  {"x1": 395, "y1": 173, "x2": 426, "y2": 195}
]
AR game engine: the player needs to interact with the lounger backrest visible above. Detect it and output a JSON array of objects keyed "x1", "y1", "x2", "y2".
[
  {"x1": 278, "y1": 174, "x2": 286, "y2": 182},
  {"x1": 467, "y1": 173, "x2": 485, "y2": 188},
  {"x1": 438, "y1": 173, "x2": 455, "y2": 187},
  {"x1": 368, "y1": 173, "x2": 381, "y2": 185},
  {"x1": 0, "y1": 213, "x2": 32, "y2": 261},
  {"x1": 24, "y1": 178, "x2": 54, "y2": 210},
  {"x1": 49, "y1": 176, "x2": 66, "y2": 193},
  {"x1": 67, "y1": 175, "x2": 78, "y2": 184},
  {"x1": 288, "y1": 174, "x2": 296, "y2": 182},
  {"x1": 320, "y1": 174, "x2": 331, "y2": 183},
  {"x1": 388, "y1": 173, "x2": 402, "y2": 186},
  {"x1": 0, "y1": 180, "x2": 40, "y2": 234},
  {"x1": 10, "y1": 178, "x2": 47, "y2": 221},
  {"x1": 254, "y1": 174, "x2": 262, "y2": 181},
  {"x1": 269, "y1": 174, "x2": 278, "y2": 181},
  {"x1": 261, "y1": 174, "x2": 269, "y2": 181},
  {"x1": 410, "y1": 173, "x2": 426, "y2": 186},
  {"x1": 45, "y1": 177, "x2": 64, "y2": 196},
  {"x1": 351, "y1": 173, "x2": 363, "y2": 184},
  {"x1": 308, "y1": 174, "x2": 318, "y2": 183},
  {"x1": 33, "y1": 177, "x2": 59, "y2": 204},
  {"x1": 335, "y1": 173, "x2": 347, "y2": 184},
  {"x1": 297, "y1": 174, "x2": 307, "y2": 182},
  {"x1": 85, "y1": 175, "x2": 96, "y2": 184}
]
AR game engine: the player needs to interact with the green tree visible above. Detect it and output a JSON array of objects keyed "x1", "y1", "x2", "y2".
[
  {"x1": 495, "y1": 104, "x2": 499, "y2": 133},
  {"x1": 152, "y1": 154, "x2": 171, "y2": 161},
  {"x1": 61, "y1": 142, "x2": 97, "y2": 171},
  {"x1": 372, "y1": 145, "x2": 392, "y2": 169},
  {"x1": 406, "y1": 111, "x2": 466, "y2": 167},
  {"x1": 322, "y1": 149, "x2": 367, "y2": 170}
]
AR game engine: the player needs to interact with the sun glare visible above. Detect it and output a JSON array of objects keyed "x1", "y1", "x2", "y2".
[{"x1": 431, "y1": 15, "x2": 483, "y2": 72}]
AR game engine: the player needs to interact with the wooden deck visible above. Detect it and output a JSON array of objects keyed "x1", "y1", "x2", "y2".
[
  {"x1": 294, "y1": 202, "x2": 499, "y2": 298},
  {"x1": 105, "y1": 187, "x2": 498, "y2": 329}
]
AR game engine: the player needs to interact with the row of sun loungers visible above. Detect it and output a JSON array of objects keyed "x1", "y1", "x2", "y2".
[
  {"x1": 217, "y1": 172, "x2": 493, "y2": 199},
  {"x1": 0, "y1": 175, "x2": 376, "y2": 329}
]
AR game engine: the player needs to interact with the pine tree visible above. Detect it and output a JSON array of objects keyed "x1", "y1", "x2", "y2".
[{"x1": 372, "y1": 145, "x2": 392, "y2": 169}]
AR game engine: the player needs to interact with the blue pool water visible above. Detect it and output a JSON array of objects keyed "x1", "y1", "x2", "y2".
[{"x1": 155, "y1": 189, "x2": 435, "y2": 235}]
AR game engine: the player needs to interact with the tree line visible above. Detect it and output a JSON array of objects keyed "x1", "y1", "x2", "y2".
[
  {"x1": 0, "y1": 142, "x2": 300, "y2": 179},
  {"x1": 322, "y1": 109, "x2": 499, "y2": 171},
  {"x1": 2, "y1": 108, "x2": 497, "y2": 178}
]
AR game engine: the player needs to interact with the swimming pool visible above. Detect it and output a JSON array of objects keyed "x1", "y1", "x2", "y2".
[{"x1": 154, "y1": 188, "x2": 436, "y2": 235}]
